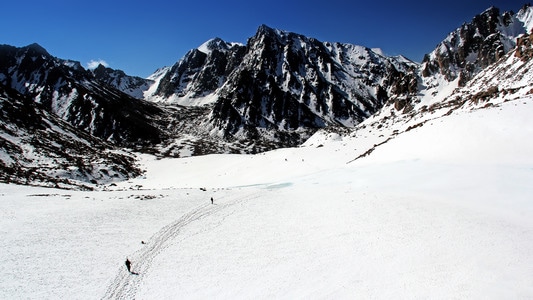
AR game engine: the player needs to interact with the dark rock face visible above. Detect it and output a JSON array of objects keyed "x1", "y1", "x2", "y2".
[
  {"x1": 0, "y1": 44, "x2": 165, "y2": 146},
  {"x1": 207, "y1": 25, "x2": 417, "y2": 143},
  {"x1": 421, "y1": 7, "x2": 526, "y2": 86}
]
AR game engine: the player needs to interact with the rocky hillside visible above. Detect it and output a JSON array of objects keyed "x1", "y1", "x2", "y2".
[
  {"x1": 419, "y1": 4, "x2": 533, "y2": 104},
  {"x1": 90, "y1": 64, "x2": 153, "y2": 99},
  {"x1": 0, "y1": 85, "x2": 141, "y2": 189},
  {"x1": 0, "y1": 43, "x2": 166, "y2": 147},
  {"x1": 145, "y1": 38, "x2": 246, "y2": 105}
]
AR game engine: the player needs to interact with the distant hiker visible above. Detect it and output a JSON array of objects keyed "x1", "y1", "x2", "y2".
[
  {"x1": 211, "y1": 197, "x2": 214, "y2": 204},
  {"x1": 125, "y1": 258, "x2": 132, "y2": 273}
]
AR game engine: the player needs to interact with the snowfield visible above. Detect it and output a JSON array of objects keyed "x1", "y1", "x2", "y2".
[{"x1": 2, "y1": 98, "x2": 533, "y2": 299}]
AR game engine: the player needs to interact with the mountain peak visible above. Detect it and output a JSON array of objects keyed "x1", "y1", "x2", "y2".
[
  {"x1": 24, "y1": 43, "x2": 50, "y2": 56},
  {"x1": 482, "y1": 6, "x2": 499, "y2": 14},
  {"x1": 371, "y1": 48, "x2": 385, "y2": 56},
  {"x1": 91, "y1": 63, "x2": 126, "y2": 78},
  {"x1": 197, "y1": 37, "x2": 242, "y2": 55},
  {"x1": 197, "y1": 37, "x2": 225, "y2": 54},
  {"x1": 94, "y1": 63, "x2": 108, "y2": 71},
  {"x1": 255, "y1": 24, "x2": 284, "y2": 38},
  {"x1": 257, "y1": 24, "x2": 274, "y2": 33}
]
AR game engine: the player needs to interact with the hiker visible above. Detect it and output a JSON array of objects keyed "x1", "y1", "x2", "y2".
[
  {"x1": 125, "y1": 258, "x2": 132, "y2": 273},
  {"x1": 211, "y1": 197, "x2": 213, "y2": 204}
]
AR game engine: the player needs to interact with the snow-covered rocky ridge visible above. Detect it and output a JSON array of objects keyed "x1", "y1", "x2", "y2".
[
  {"x1": 208, "y1": 25, "x2": 417, "y2": 141},
  {"x1": 144, "y1": 24, "x2": 418, "y2": 146},
  {"x1": 0, "y1": 85, "x2": 141, "y2": 189},
  {"x1": 90, "y1": 64, "x2": 153, "y2": 99},
  {"x1": 0, "y1": 43, "x2": 167, "y2": 146},
  {"x1": 119, "y1": 5, "x2": 533, "y2": 150},
  {"x1": 418, "y1": 4, "x2": 533, "y2": 107},
  {"x1": 144, "y1": 37, "x2": 245, "y2": 105},
  {"x1": 307, "y1": 26, "x2": 533, "y2": 165}
]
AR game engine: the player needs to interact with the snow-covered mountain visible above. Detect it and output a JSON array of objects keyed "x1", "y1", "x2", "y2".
[
  {"x1": 208, "y1": 25, "x2": 417, "y2": 141},
  {"x1": 0, "y1": 85, "x2": 141, "y2": 189},
  {"x1": 144, "y1": 38, "x2": 245, "y2": 105},
  {"x1": 90, "y1": 64, "x2": 153, "y2": 99},
  {"x1": 418, "y1": 4, "x2": 533, "y2": 106},
  {"x1": 143, "y1": 25, "x2": 417, "y2": 146},
  {"x1": 307, "y1": 14, "x2": 533, "y2": 164},
  {"x1": 0, "y1": 44, "x2": 166, "y2": 146},
  {"x1": 1, "y1": 4, "x2": 533, "y2": 187},
  {"x1": 147, "y1": 1, "x2": 533, "y2": 149}
]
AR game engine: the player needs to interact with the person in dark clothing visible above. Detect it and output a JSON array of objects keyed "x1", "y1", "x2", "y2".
[
  {"x1": 211, "y1": 197, "x2": 213, "y2": 204},
  {"x1": 125, "y1": 258, "x2": 132, "y2": 273}
]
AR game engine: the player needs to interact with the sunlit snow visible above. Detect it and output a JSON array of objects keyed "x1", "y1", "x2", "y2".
[{"x1": 1, "y1": 96, "x2": 532, "y2": 299}]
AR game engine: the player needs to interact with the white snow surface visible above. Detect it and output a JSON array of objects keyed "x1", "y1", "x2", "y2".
[
  {"x1": 2, "y1": 98, "x2": 533, "y2": 299},
  {"x1": 517, "y1": 5, "x2": 533, "y2": 33},
  {"x1": 147, "y1": 92, "x2": 219, "y2": 106}
]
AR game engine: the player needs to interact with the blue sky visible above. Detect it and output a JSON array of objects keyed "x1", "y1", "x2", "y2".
[{"x1": 1, "y1": 0, "x2": 528, "y2": 77}]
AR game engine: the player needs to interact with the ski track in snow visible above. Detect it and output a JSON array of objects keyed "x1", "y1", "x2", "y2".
[{"x1": 102, "y1": 190, "x2": 260, "y2": 299}]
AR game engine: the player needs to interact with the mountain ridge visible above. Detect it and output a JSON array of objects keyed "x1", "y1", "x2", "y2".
[
  {"x1": 0, "y1": 84, "x2": 142, "y2": 189},
  {"x1": 1, "y1": 4, "x2": 533, "y2": 188}
]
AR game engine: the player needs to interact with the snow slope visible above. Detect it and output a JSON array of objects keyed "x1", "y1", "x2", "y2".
[{"x1": 1, "y1": 97, "x2": 533, "y2": 299}]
